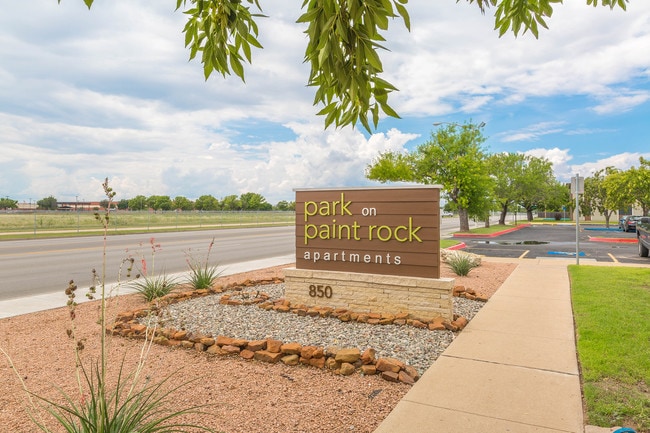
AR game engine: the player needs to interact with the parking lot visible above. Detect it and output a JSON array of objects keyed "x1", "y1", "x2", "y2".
[{"x1": 457, "y1": 224, "x2": 647, "y2": 265}]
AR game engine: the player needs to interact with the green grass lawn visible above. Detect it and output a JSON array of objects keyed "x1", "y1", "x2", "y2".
[
  {"x1": 456, "y1": 224, "x2": 514, "y2": 235},
  {"x1": 0, "y1": 211, "x2": 295, "y2": 239},
  {"x1": 569, "y1": 265, "x2": 650, "y2": 431},
  {"x1": 440, "y1": 239, "x2": 460, "y2": 249}
]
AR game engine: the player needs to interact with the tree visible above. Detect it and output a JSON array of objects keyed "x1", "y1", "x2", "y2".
[
  {"x1": 366, "y1": 121, "x2": 491, "y2": 231},
  {"x1": 37, "y1": 196, "x2": 58, "y2": 210},
  {"x1": 488, "y1": 152, "x2": 527, "y2": 225},
  {"x1": 582, "y1": 167, "x2": 618, "y2": 227},
  {"x1": 146, "y1": 195, "x2": 173, "y2": 211},
  {"x1": 488, "y1": 153, "x2": 561, "y2": 224},
  {"x1": 69, "y1": 0, "x2": 628, "y2": 131},
  {"x1": 0, "y1": 197, "x2": 18, "y2": 210},
  {"x1": 275, "y1": 200, "x2": 294, "y2": 211},
  {"x1": 627, "y1": 157, "x2": 650, "y2": 215},
  {"x1": 603, "y1": 168, "x2": 634, "y2": 216},
  {"x1": 544, "y1": 182, "x2": 571, "y2": 218},
  {"x1": 516, "y1": 156, "x2": 557, "y2": 221},
  {"x1": 117, "y1": 199, "x2": 130, "y2": 210},
  {"x1": 173, "y1": 196, "x2": 195, "y2": 211},
  {"x1": 128, "y1": 195, "x2": 148, "y2": 210},
  {"x1": 239, "y1": 192, "x2": 269, "y2": 210},
  {"x1": 194, "y1": 194, "x2": 220, "y2": 211},
  {"x1": 220, "y1": 195, "x2": 242, "y2": 211}
]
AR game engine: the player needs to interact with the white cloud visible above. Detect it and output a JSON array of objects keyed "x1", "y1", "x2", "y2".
[
  {"x1": 591, "y1": 90, "x2": 650, "y2": 114},
  {"x1": 499, "y1": 122, "x2": 566, "y2": 143},
  {"x1": 569, "y1": 152, "x2": 650, "y2": 179},
  {"x1": 521, "y1": 148, "x2": 650, "y2": 183},
  {"x1": 523, "y1": 148, "x2": 573, "y2": 180},
  {"x1": 1, "y1": 1, "x2": 650, "y2": 205}
]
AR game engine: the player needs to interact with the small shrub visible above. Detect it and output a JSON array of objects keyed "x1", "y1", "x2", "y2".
[
  {"x1": 447, "y1": 253, "x2": 479, "y2": 276},
  {"x1": 186, "y1": 238, "x2": 222, "y2": 290},
  {"x1": 130, "y1": 274, "x2": 179, "y2": 302},
  {"x1": 2, "y1": 178, "x2": 213, "y2": 432},
  {"x1": 128, "y1": 237, "x2": 178, "y2": 302},
  {"x1": 187, "y1": 265, "x2": 221, "y2": 290}
]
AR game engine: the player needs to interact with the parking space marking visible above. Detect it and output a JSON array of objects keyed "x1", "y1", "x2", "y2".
[
  {"x1": 607, "y1": 253, "x2": 619, "y2": 263},
  {"x1": 519, "y1": 250, "x2": 529, "y2": 259}
]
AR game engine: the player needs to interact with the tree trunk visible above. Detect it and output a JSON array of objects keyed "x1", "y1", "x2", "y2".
[
  {"x1": 604, "y1": 211, "x2": 612, "y2": 228},
  {"x1": 499, "y1": 203, "x2": 508, "y2": 225},
  {"x1": 484, "y1": 216, "x2": 490, "y2": 228},
  {"x1": 526, "y1": 208, "x2": 534, "y2": 221},
  {"x1": 459, "y1": 208, "x2": 470, "y2": 232}
]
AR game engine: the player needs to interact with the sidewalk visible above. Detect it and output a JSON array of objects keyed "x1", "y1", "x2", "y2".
[{"x1": 375, "y1": 257, "x2": 584, "y2": 433}]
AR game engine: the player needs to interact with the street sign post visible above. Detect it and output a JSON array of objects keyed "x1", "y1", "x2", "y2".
[{"x1": 571, "y1": 174, "x2": 584, "y2": 265}]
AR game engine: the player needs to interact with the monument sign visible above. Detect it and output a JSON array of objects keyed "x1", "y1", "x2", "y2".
[{"x1": 295, "y1": 186, "x2": 441, "y2": 278}]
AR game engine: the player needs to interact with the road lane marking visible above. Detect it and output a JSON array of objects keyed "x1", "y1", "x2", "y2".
[{"x1": 0, "y1": 247, "x2": 99, "y2": 257}]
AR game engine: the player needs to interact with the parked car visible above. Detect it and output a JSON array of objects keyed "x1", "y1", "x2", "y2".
[
  {"x1": 637, "y1": 216, "x2": 650, "y2": 257},
  {"x1": 622, "y1": 215, "x2": 642, "y2": 232},
  {"x1": 441, "y1": 211, "x2": 454, "y2": 217}
]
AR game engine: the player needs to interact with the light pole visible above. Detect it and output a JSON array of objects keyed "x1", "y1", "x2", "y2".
[{"x1": 75, "y1": 194, "x2": 80, "y2": 233}]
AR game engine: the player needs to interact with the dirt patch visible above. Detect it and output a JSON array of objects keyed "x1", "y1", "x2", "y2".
[{"x1": 0, "y1": 260, "x2": 515, "y2": 433}]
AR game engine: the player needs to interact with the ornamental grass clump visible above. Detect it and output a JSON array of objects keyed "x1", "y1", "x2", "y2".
[
  {"x1": 185, "y1": 237, "x2": 222, "y2": 290},
  {"x1": 446, "y1": 252, "x2": 480, "y2": 276},
  {"x1": 129, "y1": 237, "x2": 179, "y2": 302},
  {"x1": 2, "y1": 178, "x2": 213, "y2": 433}
]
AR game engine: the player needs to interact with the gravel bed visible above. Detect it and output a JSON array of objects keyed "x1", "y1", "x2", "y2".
[{"x1": 151, "y1": 283, "x2": 486, "y2": 374}]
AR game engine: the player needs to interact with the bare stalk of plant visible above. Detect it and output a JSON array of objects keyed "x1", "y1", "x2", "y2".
[
  {"x1": 185, "y1": 236, "x2": 223, "y2": 291},
  {"x1": 2, "y1": 177, "x2": 213, "y2": 432}
]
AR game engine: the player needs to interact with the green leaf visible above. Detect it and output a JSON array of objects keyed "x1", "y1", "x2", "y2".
[
  {"x1": 395, "y1": 2, "x2": 411, "y2": 30},
  {"x1": 380, "y1": 101, "x2": 401, "y2": 119},
  {"x1": 230, "y1": 55, "x2": 245, "y2": 81}
]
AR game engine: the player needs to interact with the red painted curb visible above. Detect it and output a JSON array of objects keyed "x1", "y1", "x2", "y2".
[
  {"x1": 446, "y1": 242, "x2": 467, "y2": 250},
  {"x1": 452, "y1": 224, "x2": 531, "y2": 238},
  {"x1": 589, "y1": 237, "x2": 637, "y2": 243}
]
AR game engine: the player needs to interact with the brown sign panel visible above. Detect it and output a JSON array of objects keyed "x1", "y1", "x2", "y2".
[{"x1": 295, "y1": 186, "x2": 441, "y2": 278}]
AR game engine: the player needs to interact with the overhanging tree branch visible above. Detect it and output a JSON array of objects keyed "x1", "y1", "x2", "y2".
[{"x1": 64, "y1": 0, "x2": 629, "y2": 130}]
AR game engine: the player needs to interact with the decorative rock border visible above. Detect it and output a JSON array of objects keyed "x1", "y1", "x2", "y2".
[{"x1": 109, "y1": 277, "x2": 485, "y2": 385}]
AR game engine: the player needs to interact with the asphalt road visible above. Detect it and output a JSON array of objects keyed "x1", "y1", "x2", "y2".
[
  {"x1": 460, "y1": 224, "x2": 647, "y2": 265},
  {"x1": 5, "y1": 219, "x2": 640, "y2": 304},
  {"x1": 0, "y1": 226, "x2": 295, "y2": 302},
  {"x1": 0, "y1": 216, "x2": 472, "y2": 302}
]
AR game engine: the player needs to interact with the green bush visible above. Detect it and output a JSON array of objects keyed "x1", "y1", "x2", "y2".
[
  {"x1": 130, "y1": 274, "x2": 179, "y2": 302},
  {"x1": 185, "y1": 238, "x2": 222, "y2": 290},
  {"x1": 446, "y1": 253, "x2": 479, "y2": 276},
  {"x1": 187, "y1": 265, "x2": 221, "y2": 291}
]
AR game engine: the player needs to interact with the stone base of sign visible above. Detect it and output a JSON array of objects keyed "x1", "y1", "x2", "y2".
[{"x1": 283, "y1": 268, "x2": 454, "y2": 321}]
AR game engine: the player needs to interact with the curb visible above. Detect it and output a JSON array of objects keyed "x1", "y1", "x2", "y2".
[
  {"x1": 452, "y1": 224, "x2": 531, "y2": 238},
  {"x1": 589, "y1": 237, "x2": 637, "y2": 243},
  {"x1": 446, "y1": 242, "x2": 467, "y2": 250}
]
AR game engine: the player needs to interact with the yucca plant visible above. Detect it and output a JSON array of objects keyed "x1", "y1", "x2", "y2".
[
  {"x1": 130, "y1": 274, "x2": 179, "y2": 302},
  {"x1": 129, "y1": 237, "x2": 179, "y2": 302},
  {"x1": 6, "y1": 178, "x2": 214, "y2": 433},
  {"x1": 29, "y1": 356, "x2": 211, "y2": 433},
  {"x1": 185, "y1": 237, "x2": 222, "y2": 290},
  {"x1": 446, "y1": 252, "x2": 479, "y2": 276}
]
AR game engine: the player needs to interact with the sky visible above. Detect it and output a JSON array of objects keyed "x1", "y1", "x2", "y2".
[{"x1": 1, "y1": 1, "x2": 649, "y2": 205}]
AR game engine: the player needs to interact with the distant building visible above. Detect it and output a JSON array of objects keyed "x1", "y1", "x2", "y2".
[{"x1": 56, "y1": 202, "x2": 103, "y2": 211}]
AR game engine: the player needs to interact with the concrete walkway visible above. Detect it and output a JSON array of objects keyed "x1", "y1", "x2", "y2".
[{"x1": 375, "y1": 258, "x2": 584, "y2": 433}]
